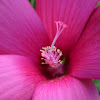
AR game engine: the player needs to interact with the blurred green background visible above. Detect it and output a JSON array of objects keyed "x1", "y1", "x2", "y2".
[
  {"x1": 29, "y1": 0, "x2": 36, "y2": 8},
  {"x1": 29, "y1": 0, "x2": 100, "y2": 93},
  {"x1": 97, "y1": 1, "x2": 100, "y2": 7}
]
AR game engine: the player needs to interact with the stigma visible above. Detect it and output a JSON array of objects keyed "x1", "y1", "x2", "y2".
[{"x1": 40, "y1": 21, "x2": 67, "y2": 75}]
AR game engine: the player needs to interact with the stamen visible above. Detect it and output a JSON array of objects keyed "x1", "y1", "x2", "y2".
[
  {"x1": 40, "y1": 46, "x2": 63, "y2": 68},
  {"x1": 40, "y1": 21, "x2": 67, "y2": 70}
]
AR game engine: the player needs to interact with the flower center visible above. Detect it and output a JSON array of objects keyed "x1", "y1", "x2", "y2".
[{"x1": 40, "y1": 21, "x2": 67, "y2": 78}]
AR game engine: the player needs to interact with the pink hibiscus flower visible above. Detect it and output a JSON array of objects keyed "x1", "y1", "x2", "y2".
[{"x1": 0, "y1": 0, "x2": 100, "y2": 100}]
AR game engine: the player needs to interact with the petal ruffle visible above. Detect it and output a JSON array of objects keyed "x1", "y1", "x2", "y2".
[
  {"x1": 0, "y1": 55, "x2": 46, "y2": 100},
  {"x1": 32, "y1": 76, "x2": 99, "y2": 100},
  {"x1": 69, "y1": 7, "x2": 100, "y2": 79},
  {"x1": 0, "y1": 0, "x2": 49, "y2": 61},
  {"x1": 36, "y1": 0, "x2": 98, "y2": 54}
]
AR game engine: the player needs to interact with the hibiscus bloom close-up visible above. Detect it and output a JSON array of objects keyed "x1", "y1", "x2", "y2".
[{"x1": 0, "y1": 0, "x2": 100, "y2": 100}]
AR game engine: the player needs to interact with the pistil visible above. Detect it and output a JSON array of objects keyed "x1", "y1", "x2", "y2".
[
  {"x1": 40, "y1": 21, "x2": 67, "y2": 77},
  {"x1": 50, "y1": 21, "x2": 67, "y2": 55}
]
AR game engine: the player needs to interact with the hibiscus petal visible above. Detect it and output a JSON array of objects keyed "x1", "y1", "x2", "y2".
[
  {"x1": 0, "y1": 55, "x2": 46, "y2": 100},
  {"x1": 69, "y1": 7, "x2": 100, "y2": 79},
  {"x1": 0, "y1": 0, "x2": 49, "y2": 60},
  {"x1": 32, "y1": 76, "x2": 99, "y2": 100},
  {"x1": 36, "y1": 0, "x2": 98, "y2": 54}
]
